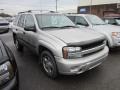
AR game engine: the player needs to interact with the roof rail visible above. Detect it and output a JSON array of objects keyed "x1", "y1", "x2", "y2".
[
  {"x1": 18, "y1": 10, "x2": 31, "y2": 14},
  {"x1": 18, "y1": 10, "x2": 56, "y2": 14}
]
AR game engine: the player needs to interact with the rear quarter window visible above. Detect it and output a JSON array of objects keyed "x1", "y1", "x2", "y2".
[
  {"x1": 67, "y1": 16, "x2": 76, "y2": 22},
  {"x1": 13, "y1": 15, "x2": 20, "y2": 25}
]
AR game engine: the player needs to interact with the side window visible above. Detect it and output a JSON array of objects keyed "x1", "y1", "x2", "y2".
[
  {"x1": 75, "y1": 16, "x2": 89, "y2": 26},
  {"x1": 104, "y1": 19, "x2": 109, "y2": 23},
  {"x1": 24, "y1": 15, "x2": 35, "y2": 27},
  {"x1": 67, "y1": 16, "x2": 75, "y2": 23},
  {"x1": 108, "y1": 19, "x2": 117, "y2": 25},
  {"x1": 17, "y1": 14, "x2": 25, "y2": 27}
]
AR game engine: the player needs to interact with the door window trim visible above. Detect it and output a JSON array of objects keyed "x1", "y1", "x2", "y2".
[{"x1": 17, "y1": 14, "x2": 26, "y2": 28}]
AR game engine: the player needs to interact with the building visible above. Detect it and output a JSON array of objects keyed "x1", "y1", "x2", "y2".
[{"x1": 77, "y1": 0, "x2": 120, "y2": 17}]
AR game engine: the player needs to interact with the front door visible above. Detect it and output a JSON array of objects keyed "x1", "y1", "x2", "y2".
[{"x1": 24, "y1": 14, "x2": 38, "y2": 53}]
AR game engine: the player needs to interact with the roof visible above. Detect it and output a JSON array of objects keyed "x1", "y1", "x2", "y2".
[
  {"x1": 18, "y1": 10, "x2": 60, "y2": 15},
  {"x1": 79, "y1": 0, "x2": 120, "y2": 6}
]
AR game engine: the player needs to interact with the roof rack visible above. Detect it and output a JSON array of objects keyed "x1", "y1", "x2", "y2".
[{"x1": 18, "y1": 10, "x2": 56, "y2": 14}]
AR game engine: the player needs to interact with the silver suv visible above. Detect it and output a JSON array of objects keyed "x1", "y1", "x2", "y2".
[
  {"x1": 67, "y1": 14, "x2": 120, "y2": 48},
  {"x1": 12, "y1": 10, "x2": 109, "y2": 78}
]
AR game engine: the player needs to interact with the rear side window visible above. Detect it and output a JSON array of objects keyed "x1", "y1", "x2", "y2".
[
  {"x1": 67, "y1": 16, "x2": 75, "y2": 22},
  {"x1": 24, "y1": 14, "x2": 35, "y2": 27},
  {"x1": 17, "y1": 14, "x2": 25, "y2": 27},
  {"x1": 75, "y1": 16, "x2": 88, "y2": 26}
]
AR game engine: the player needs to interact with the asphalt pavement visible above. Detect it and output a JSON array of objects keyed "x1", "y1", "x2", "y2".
[{"x1": 0, "y1": 31, "x2": 120, "y2": 90}]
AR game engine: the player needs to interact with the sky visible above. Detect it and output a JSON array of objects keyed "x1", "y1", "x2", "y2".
[{"x1": 0, "y1": 0, "x2": 80, "y2": 15}]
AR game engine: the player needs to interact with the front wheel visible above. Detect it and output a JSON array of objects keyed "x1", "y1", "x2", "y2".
[{"x1": 40, "y1": 50, "x2": 58, "y2": 79}]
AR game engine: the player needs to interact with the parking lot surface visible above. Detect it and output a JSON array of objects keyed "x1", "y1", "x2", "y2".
[{"x1": 0, "y1": 31, "x2": 120, "y2": 90}]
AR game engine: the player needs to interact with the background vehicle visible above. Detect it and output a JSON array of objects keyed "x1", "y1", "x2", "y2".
[
  {"x1": 0, "y1": 31, "x2": 19, "y2": 90},
  {"x1": 5, "y1": 17, "x2": 13, "y2": 23},
  {"x1": 67, "y1": 14, "x2": 120, "y2": 48},
  {"x1": 9, "y1": 22, "x2": 13, "y2": 30},
  {"x1": 0, "y1": 17, "x2": 9, "y2": 34},
  {"x1": 103, "y1": 17, "x2": 120, "y2": 26},
  {"x1": 12, "y1": 10, "x2": 108, "y2": 78}
]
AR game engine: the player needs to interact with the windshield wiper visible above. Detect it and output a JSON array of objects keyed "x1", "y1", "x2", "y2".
[
  {"x1": 41, "y1": 26, "x2": 60, "y2": 29},
  {"x1": 94, "y1": 24, "x2": 106, "y2": 25},
  {"x1": 41, "y1": 26, "x2": 77, "y2": 30},
  {"x1": 60, "y1": 25, "x2": 77, "y2": 28}
]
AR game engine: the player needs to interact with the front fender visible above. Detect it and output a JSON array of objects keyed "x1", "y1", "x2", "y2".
[
  {"x1": 37, "y1": 40, "x2": 63, "y2": 57},
  {"x1": 102, "y1": 33, "x2": 113, "y2": 47}
]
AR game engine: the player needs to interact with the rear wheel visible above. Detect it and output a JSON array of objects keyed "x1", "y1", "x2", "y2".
[
  {"x1": 14, "y1": 37, "x2": 23, "y2": 52},
  {"x1": 40, "y1": 50, "x2": 58, "y2": 79}
]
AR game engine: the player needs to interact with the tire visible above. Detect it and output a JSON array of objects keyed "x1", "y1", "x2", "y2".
[
  {"x1": 40, "y1": 50, "x2": 58, "y2": 79},
  {"x1": 13, "y1": 85, "x2": 19, "y2": 90},
  {"x1": 106, "y1": 41, "x2": 110, "y2": 48},
  {"x1": 14, "y1": 37, "x2": 23, "y2": 52}
]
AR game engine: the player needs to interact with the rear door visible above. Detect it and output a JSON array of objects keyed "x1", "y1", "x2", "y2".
[{"x1": 16, "y1": 14, "x2": 26, "y2": 45}]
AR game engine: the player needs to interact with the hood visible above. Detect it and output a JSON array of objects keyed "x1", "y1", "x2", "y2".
[
  {"x1": 93, "y1": 25, "x2": 120, "y2": 33},
  {"x1": 45, "y1": 28, "x2": 105, "y2": 45}
]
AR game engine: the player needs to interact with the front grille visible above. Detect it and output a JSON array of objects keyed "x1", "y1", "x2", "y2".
[
  {"x1": 81, "y1": 40, "x2": 105, "y2": 57},
  {"x1": 81, "y1": 40, "x2": 104, "y2": 50},
  {"x1": 82, "y1": 48, "x2": 103, "y2": 57}
]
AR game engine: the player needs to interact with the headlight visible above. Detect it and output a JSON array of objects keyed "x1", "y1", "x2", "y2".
[
  {"x1": 0, "y1": 61, "x2": 14, "y2": 86},
  {"x1": 112, "y1": 32, "x2": 120, "y2": 38},
  {"x1": 63, "y1": 47, "x2": 82, "y2": 59}
]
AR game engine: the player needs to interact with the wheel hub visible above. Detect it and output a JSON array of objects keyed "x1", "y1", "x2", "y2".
[{"x1": 42, "y1": 56, "x2": 53, "y2": 74}]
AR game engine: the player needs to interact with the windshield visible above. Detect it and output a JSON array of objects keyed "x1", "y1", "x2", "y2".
[
  {"x1": 86, "y1": 15, "x2": 106, "y2": 25},
  {"x1": 35, "y1": 14, "x2": 76, "y2": 30},
  {"x1": 115, "y1": 18, "x2": 120, "y2": 25}
]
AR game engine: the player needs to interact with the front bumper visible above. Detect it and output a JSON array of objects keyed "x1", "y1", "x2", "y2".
[
  {"x1": 0, "y1": 74, "x2": 18, "y2": 90},
  {"x1": 55, "y1": 46, "x2": 109, "y2": 75},
  {"x1": 111, "y1": 37, "x2": 120, "y2": 47}
]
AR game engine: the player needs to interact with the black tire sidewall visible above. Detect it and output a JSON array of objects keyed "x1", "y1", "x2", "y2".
[
  {"x1": 14, "y1": 37, "x2": 23, "y2": 51},
  {"x1": 40, "y1": 50, "x2": 58, "y2": 79}
]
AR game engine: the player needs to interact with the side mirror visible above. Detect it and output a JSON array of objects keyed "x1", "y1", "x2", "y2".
[{"x1": 24, "y1": 26, "x2": 36, "y2": 32}]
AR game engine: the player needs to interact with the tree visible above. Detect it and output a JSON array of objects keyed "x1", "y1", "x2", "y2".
[{"x1": 0, "y1": 13, "x2": 12, "y2": 17}]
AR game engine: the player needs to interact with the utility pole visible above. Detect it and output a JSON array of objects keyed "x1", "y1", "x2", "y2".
[
  {"x1": 56, "y1": 0, "x2": 58, "y2": 12},
  {"x1": 90, "y1": 0, "x2": 92, "y2": 14}
]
